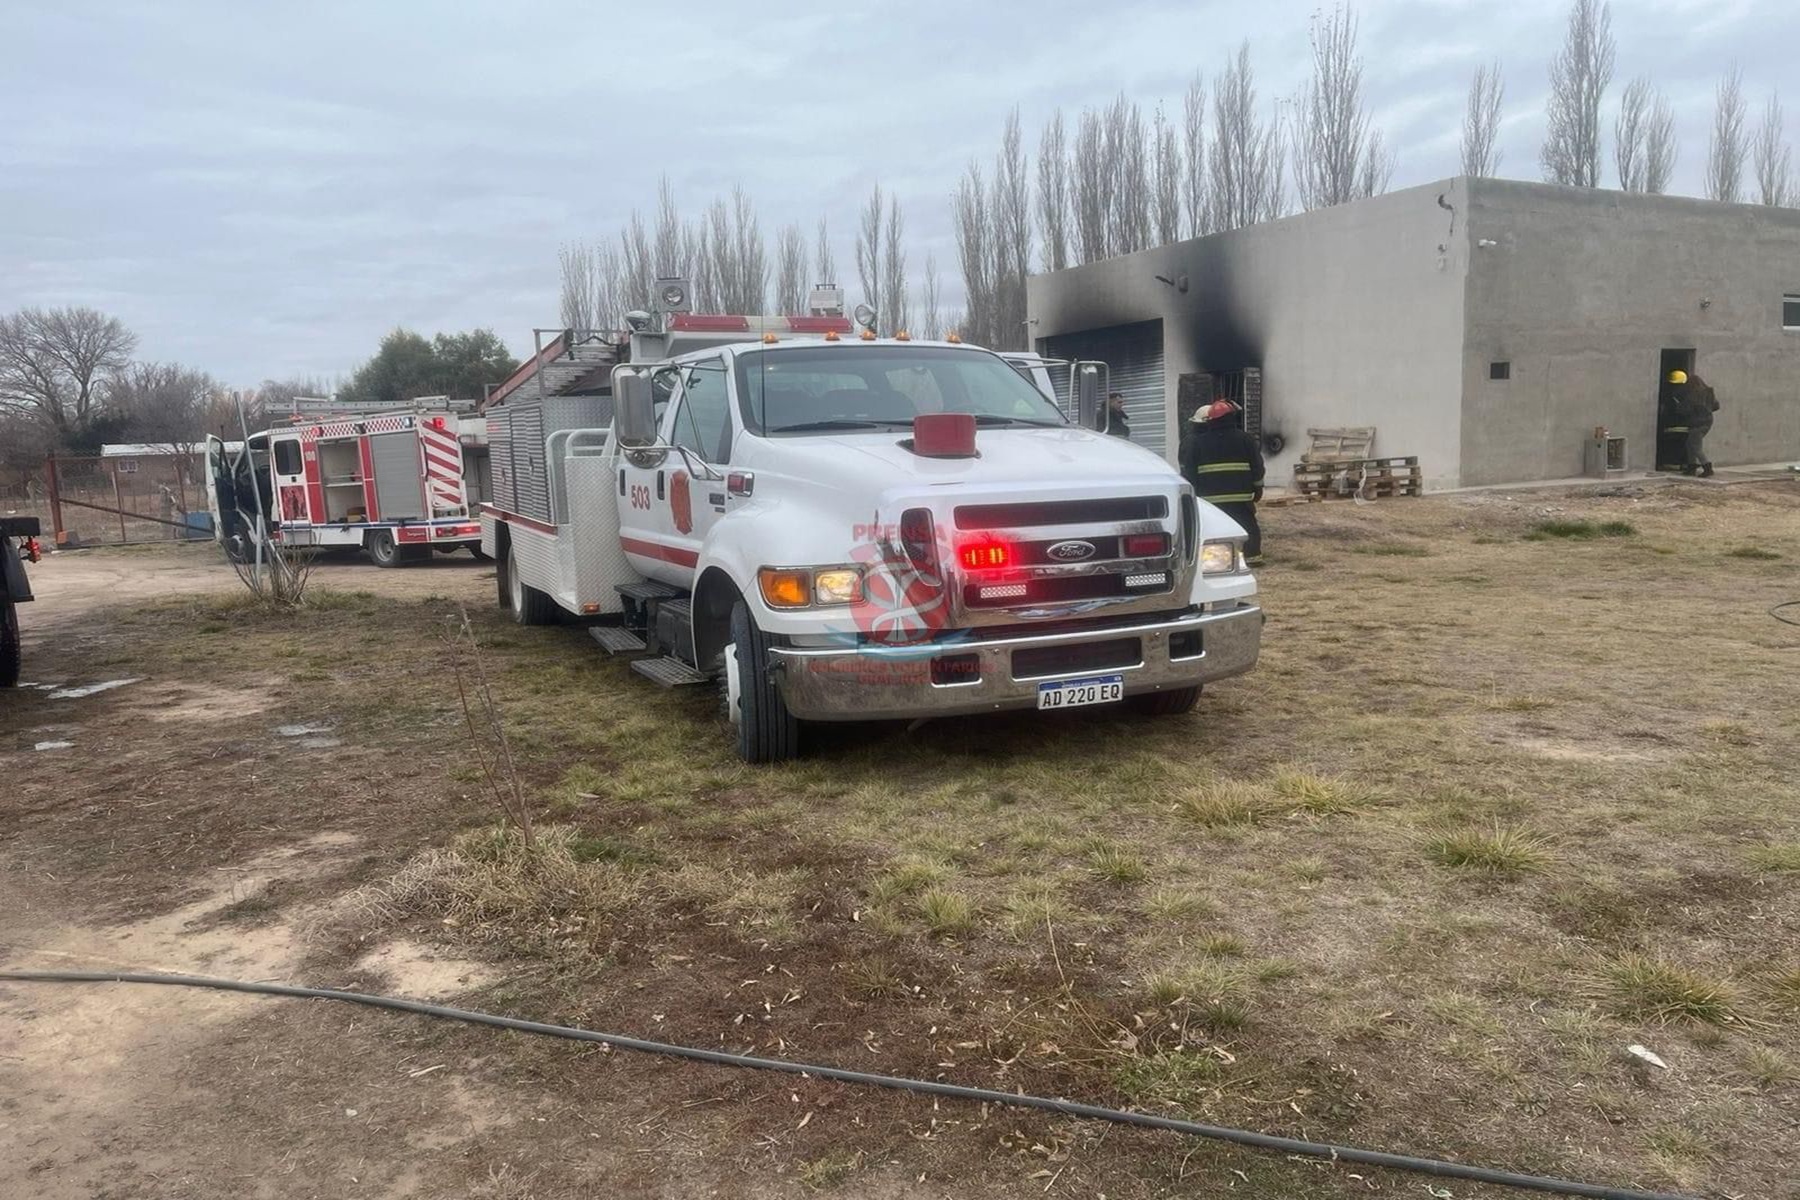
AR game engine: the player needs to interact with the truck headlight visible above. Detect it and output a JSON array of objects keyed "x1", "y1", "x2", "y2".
[
  {"x1": 812, "y1": 567, "x2": 863, "y2": 606},
  {"x1": 758, "y1": 565, "x2": 865, "y2": 609},
  {"x1": 1199, "y1": 541, "x2": 1243, "y2": 575}
]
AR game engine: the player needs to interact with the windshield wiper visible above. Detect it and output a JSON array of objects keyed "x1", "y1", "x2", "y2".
[
  {"x1": 769, "y1": 418, "x2": 911, "y2": 433},
  {"x1": 971, "y1": 415, "x2": 1066, "y2": 428}
]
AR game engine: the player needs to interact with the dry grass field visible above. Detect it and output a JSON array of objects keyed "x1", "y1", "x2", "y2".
[{"x1": 3, "y1": 480, "x2": 1797, "y2": 1199}]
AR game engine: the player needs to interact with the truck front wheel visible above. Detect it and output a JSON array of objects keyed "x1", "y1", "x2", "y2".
[
  {"x1": 1128, "y1": 685, "x2": 1202, "y2": 716},
  {"x1": 724, "y1": 599, "x2": 799, "y2": 763},
  {"x1": 1, "y1": 603, "x2": 19, "y2": 688}
]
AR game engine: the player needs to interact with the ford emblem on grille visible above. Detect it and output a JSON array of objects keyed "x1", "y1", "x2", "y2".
[{"x1": 1046, "y1": 539, "x2": 1097, "y2": 562}]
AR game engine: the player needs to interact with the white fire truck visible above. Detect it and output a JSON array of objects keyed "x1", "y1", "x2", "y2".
[
  {"x1": 480, "y1": 282, "x2": 1262, "y2": 762},
  {"x1": 205, "y1": 407, "x2": 483, "y2": 566}
]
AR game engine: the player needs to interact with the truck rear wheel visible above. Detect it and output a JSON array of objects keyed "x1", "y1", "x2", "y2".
[
  {"x1": 505, "y1": 544, "x2": 556, "y2": 626},
  {"x1": 1128, "y1": 685, "x2": 1202, "y2": 716},
  {"x1": 368, "y1": 530, "x2": 404, "y2": 568},
  {"x1": 725, "y1": 599, "x2": 799, "y2": 763},
  {"x1": 1, "y1": 603, "x2": 19, "y2": 688}
]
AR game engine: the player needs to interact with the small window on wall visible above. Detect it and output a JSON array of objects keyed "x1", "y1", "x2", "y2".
[
  {"x1": 1490, "y1": 361, "x2": 1511, "y2": 380},
  {"x1": 1784, "y1": 294, "x2": 1800, "y2": 330}
]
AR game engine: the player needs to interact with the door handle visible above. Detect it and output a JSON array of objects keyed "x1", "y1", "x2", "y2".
[{"x1": 655, "y1": 471, "x2": 665, "y2": 500}]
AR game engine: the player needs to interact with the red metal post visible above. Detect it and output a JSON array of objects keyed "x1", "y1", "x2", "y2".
[
  {"x1": 44, "y1": 455, "x2": 65, "y2": 545},
  {"x1": 111, "y1": 462, "x2": 127, "y2": 543}
]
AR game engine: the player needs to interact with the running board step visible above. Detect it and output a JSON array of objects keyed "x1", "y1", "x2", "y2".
[
  {"x1": 590, "y1": 626, "x2": 646, "y2": 654},
  {"x1": 630, "y1": 656, "x2": 711, "y2": 687},
  {"x1": 616, "y1": 580, "x2": 683, "y2": 601}
]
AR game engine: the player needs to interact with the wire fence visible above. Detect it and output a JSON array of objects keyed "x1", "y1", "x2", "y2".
[{"x1": 0, "y1": 454, "x2": 214, "y2": 547}]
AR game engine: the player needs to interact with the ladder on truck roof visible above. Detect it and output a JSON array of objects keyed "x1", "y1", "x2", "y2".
[{"x1": 482, "y1": 329, "x2": 623, "y2": 412}]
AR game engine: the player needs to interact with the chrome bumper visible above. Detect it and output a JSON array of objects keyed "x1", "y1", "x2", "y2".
[{"x1": 768, "y1": 603, "x2": 1261, "y2": 721}]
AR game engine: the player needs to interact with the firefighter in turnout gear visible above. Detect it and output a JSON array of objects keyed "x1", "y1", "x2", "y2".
[
  {"x1": 1657, "y1": 369, "x2": 1690, "y2": 472},
  {"x1": 1180, "y1": 399, "x2": 1265, "y2": 564}
]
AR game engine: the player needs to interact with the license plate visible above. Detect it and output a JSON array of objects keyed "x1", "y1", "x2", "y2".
[{"x1": 1036, "y1": 674, "x2": 1125, "y2": 710}]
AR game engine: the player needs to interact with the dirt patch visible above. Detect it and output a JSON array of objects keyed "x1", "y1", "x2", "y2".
[{"x1": 354, "y1": 939, "x2": 500, "y2": 1000}]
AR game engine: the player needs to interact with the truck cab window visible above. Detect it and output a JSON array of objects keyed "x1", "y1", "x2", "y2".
[
  {"x1": 672, "y1": 361, "x2": 733, "y2": 463},
  {"x1": 273, "y1": 439, "x2": 302, "y2": 475}
]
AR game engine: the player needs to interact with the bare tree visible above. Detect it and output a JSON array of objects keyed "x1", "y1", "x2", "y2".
[
  {"x1": 1036, "y1": 110, "x2": 1071, "y2": 271},
  {"x1": 856, "y1": 183, "x2": 886, "y2": 326},
  {"x1": 1209, "y1": 43, "x2": 1285, "y2": 231},
  {"x1": 685, "y1": 214, "x2": 716, "y2": 310},
  {"x1": 1152, "y1": 105, "x2": 1183, "y2": 243},
  {"x1": 1462, "y1": 62, "x2": 1505, "y2": 177},
  {"x1": 1109, "y1": 95, "x2": 1153, "y2": 255},
  {"x1": 1183, "y1": 73, "x2": 1208, "y2": 235},
  {"x1": 740, "y1": 187, "x2": 769, "y2": 311},
  {"x1": 558, "y1": 241, "x2": 625, "y2": 329},
  {"x1": 105, "y1": 362, "x2": 219, "y2": 445},
  {"x1": 1645, "y1": 90, "x2": 1678, "y2": 194},
  {"x1": 881, "y1": 199, "x2": 909, "y2": 337},
  {"x1": 1292, "y1": 5, "x2": 1388, "y2": 208},
  {"x1": 920, "y1": 252, "x2": 944, "y2": 340},
  {"x1": 1071, "y1": 107, "x2": 1108, "y2": 262},
  {"x1": 775, "y1": 224, "x2": 809, "y2": 313},
  {"x1": 1359, "y1": 130, "x2": 1394, "y2": 197},
  {"x1": 993, "y1": 108, "x2": 1032, "y2": 349},
  {"x1": 954, "y1": 163, "x2": 996, "y2": 344},
  {"x1": 653, "y1": 175, "x2": 684, "y2": 276},
  {"x1": 619, "y1": 212, "x2": 653, "y2": 311},
  {"x1": 0, "y1": 306, "x2": 137, "y2": 436},
  {"x1": 1753, "y1": 91, "x2": 1793, "y2": 207},
  {"x1": 1614, "y1": 76, "x2": 1651, "y2": 190},
  {"x1": 1706, "y1": 65, "x2": 1748, "y2": 203},
  {"x1": 558, "y1": 242, "x2": 597, "y2": 330},
  {"x1": 815, "y1": 218, "x2": 836, "y2": 286},
  {"x1": 1541, "y1": 0, "x2": 1614, "y2": 187}
]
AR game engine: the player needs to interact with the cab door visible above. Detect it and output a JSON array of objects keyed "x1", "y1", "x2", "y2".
[
  {"x1": 269, "y1": 434, "x2": 311, "y2": 532},
  {"x1": 203, "y1": 435, "x2": 229, "y2": 546},
  {"x1": 661, "y1": 357, "x2": 735, "y2": 572},
  {"x1": 618, "y1": 367, "x2": 684, "y2": 584}
]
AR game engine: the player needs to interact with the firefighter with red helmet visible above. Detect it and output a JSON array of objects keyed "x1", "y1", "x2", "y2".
[{"x1": 1180, "y1": 399, "x2": 1265, "y2": 564}]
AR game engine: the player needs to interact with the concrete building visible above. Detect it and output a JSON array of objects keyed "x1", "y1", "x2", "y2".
[{"x1": 1026, "y1": 177, "x2": 1800, "y2": 490}]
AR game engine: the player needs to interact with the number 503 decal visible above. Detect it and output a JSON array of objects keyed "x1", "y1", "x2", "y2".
[{"x1": 629, "y1": 484, "x2": 653, "y2": 511}]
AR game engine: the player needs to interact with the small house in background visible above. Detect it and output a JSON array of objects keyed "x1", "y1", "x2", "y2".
[{"x1": 1026, "y1": 177, "x2": 1800, "y2": 491}]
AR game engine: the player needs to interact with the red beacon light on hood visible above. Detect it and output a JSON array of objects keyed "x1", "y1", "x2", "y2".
[{"x1": 910, "y1": 412, "x2": 978, "y2": 459}]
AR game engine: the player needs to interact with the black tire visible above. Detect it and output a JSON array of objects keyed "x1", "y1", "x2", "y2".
[
  {"x1": 1128, "y1": 685, "x2": 1202, "y2": 716},
  {"x1": 725, "y1": 599, "x2": 799, "y2": 763},
  {"x1": 1, "y1": 603, "x2": 19, "y2": 689},
  {"x1": 505, "y1": 543, "x2": 556, "y2": 625},
  {"x1": 367, "y1": 530, "x2": 403, "y2": 568}
]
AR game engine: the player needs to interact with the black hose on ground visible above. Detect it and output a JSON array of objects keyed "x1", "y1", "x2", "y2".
[
  {"x1": 0, "y1": 968, "x2": 1693, "y2": 1200},
  {"x1": 1771, "y1": 600, "x2": 1800, "y2": 627}
]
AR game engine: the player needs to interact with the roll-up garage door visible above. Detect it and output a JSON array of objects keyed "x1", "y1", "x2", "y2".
[{"x1": 1038, "y1": 320, "x2": 1167, "y2": 459}]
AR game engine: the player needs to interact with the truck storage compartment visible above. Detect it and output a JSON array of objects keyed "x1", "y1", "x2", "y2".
[{"x1": 370, "y1": 431, "x2": 425, "y2": 520}]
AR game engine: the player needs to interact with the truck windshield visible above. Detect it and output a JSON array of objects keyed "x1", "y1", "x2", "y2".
[{"x1": 735, "y1": 345, "x2": 1070, "y2": 435}]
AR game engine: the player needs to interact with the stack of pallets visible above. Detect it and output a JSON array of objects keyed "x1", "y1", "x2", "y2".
[{"x1": 1290, "y1": 456, "x2": 1423, "y2": 502}]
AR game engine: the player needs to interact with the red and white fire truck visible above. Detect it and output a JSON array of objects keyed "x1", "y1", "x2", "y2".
[
  {"x1": 206, "y1": 407, "x2": 483, "y2": 567},
  {"x1": 480, "y1": 282, "x2": 1262, "y2": 762}
]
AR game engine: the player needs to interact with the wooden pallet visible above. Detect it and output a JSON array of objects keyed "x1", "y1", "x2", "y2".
[
  {"x1": 1302, "y1": 426, "x2": 1377, "y2": 463},
  {"x1": 1291, "y1": 455, "x2": 1422, "y2": 501}
]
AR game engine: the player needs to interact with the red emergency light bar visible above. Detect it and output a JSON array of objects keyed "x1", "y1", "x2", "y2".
[
  {"x1": 786, "y1": 316, "x2": 853, "y2": 334},
  {"x1": 669, "y1": 314, "x2": 752, "y2": 332}
]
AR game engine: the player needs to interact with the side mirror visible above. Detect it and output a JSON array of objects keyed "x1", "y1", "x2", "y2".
[
  {"x1": 613, "y1": 367, "x2": 657, "y2": 447},
  {"x1": 1074, "y1": 361, "x2": 1107, "y2": 430}
]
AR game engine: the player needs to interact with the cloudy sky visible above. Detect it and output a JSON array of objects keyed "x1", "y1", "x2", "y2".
[{"x1": 2, "y1": 0, "x2": 1793, "y2": 387}]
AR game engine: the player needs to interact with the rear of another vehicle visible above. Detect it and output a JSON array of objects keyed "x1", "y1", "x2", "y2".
[{"x1": 1, "y1": 515, "x2": 43, "y2": 688}]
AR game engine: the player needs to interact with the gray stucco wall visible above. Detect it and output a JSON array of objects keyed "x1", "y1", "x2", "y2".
[
  {"x1": 1027, "y1": 180, "x2": 1471, "y2": 490},
  {"x1": 1460, "y1": 179, "x2": 1800, "y2": 484}
]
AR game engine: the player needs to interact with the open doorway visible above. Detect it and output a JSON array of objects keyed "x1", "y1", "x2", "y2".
[{"x1": 1655, "y1": 348, "x2": 1696, "y2": 472}]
